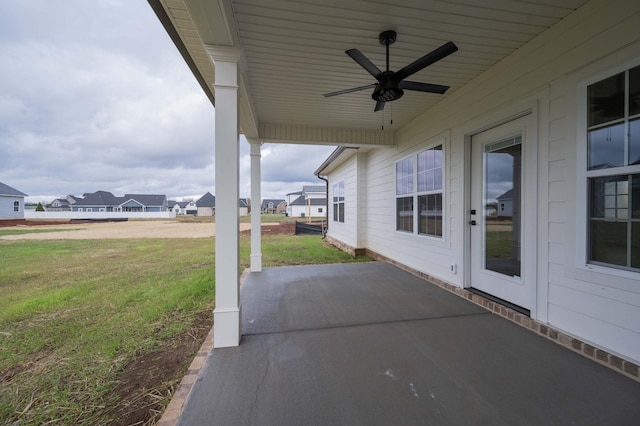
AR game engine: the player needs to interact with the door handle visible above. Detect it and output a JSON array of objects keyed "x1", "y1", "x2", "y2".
[{"x1": 469, "y1": 220, "x2": 477, "y2": 226}]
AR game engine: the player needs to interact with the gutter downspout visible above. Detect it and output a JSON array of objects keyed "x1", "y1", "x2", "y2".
[{"x1": 317, "y1": 175, "x2": 329, "y2": 238}]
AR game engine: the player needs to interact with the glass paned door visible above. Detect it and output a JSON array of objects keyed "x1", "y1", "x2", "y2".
[
  {"x1": 484, "y1": 136, "x2": 522, "y2": 278},
  {"x1": 470, "y1": 115, "x2": 533, "y2": 311}
]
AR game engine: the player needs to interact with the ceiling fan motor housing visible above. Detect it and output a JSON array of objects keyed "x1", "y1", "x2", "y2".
[{"x1": 372, "y1": 72, "x2": 404, "y2": 102}]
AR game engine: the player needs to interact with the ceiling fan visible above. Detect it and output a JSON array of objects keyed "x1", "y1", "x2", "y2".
[{"x1": 323, "y1": 30, "x2": 458, "y2": 112}]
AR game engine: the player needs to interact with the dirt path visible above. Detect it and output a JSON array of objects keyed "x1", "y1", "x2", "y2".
[{"x1": 0, "y1": 220, "x2": 277, "y2": 240}]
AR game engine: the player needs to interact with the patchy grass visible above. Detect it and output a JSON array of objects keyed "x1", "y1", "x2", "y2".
[
  {"x1": 243, "y1": 234, "x2": 370, "y2": 267},
  {"x1": 0, "y1": 238, "x2": 214, "y2": 424},
  {"x1": 0, "y1": 232, "x2": 368, "y2": 424},
  {"x1": 174, "y1": 215, "x2": 213, "y2": 223}
]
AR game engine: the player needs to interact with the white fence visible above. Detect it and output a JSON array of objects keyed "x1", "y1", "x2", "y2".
[{"x1": 25, "y1": 211, "x2": 176, "y2": 220}]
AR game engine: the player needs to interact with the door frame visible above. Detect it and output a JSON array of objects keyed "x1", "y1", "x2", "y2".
[{"x1": 463, "y1": 105, "x2": 539, "y2": 318}]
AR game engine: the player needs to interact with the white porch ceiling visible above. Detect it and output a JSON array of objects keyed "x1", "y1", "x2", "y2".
[{"x1": 153, "y1": 0, "x2": 588, "y2": 145}]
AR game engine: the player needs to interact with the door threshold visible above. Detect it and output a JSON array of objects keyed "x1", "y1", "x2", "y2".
[{"x1": 469, "y1": 287, "x2": 530, "y2": 317}]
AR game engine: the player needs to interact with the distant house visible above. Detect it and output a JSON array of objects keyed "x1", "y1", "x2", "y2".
[
  {"x1": 285, "y1": 185, "x2": 327, "y2": 217},
  {"x1": 261, "y1": 199, "x2": 286, "y2": 214},
  {"x1": 0, "y1": 181, "x2": 27, "y2": 220},
  {"x1": 70, "y1": 191, "x2": 167, "y2": 212},
  {"x1": 48, "y1": 195, "x2": 81, "y2": 212},
  {"x1": 285, "y1": 191, "x2": 302, "y2": 216},
  {"x1": 49, "y1": 198, "x2": 71, "y2": 211},
  {"x1": 194, "y1": 193, "x2": 249, "y2": 216},
  {"x1": 289, "y1": 196, "x2": 325, "y2": 218},
  {"x1": 171, "y1": 200, "x2": 197, "y2": 215},
  {"x1": 239, "y1": 198, "x2": 249, "y2": 216},
  {"x1": 196, "y1": 192, "x2": 216, "y2": 216},
  {"x1": 302, "y1": 185, "x2": 326, "y2": 200},
  {"x1": 497, "y1": 189, "x2": 514, "y2": 217},
  {"x1": 122, "y1": 194, "x2": 167, "y2": 212}
]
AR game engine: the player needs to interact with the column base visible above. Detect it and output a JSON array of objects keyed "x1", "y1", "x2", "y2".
[
  {"x1": 213, "y1": 306, "x2": 241, "y2": 348},
  {"x1": 250, "y1": 253, "x2": 262, "y2": 272}
]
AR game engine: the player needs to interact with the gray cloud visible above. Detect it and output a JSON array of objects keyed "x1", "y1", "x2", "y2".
[{"x1": 0, "y1": 1, "x2": 335, "y2": 203}]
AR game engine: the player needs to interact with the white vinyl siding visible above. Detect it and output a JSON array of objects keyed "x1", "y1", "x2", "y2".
[
  {"x1": 0, "y1": 196, "x2": 24, "y2": 219},
  {"x1": 326, "y1": 155, "x2": 362, "y2": 249}
]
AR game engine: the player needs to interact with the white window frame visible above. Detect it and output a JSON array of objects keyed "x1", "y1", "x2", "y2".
[
  {"x1": 13, "y1": 201, "x2": 20, "y2": 212},
  {"x1": 395, "y1": 141, "x2": 446, "y2": 239},
  {"x1": 576, "y1": 57, "x2": 640, "y2": 278},
  {"x1": 332, "y1": 181, "x2": 345, "y2": 223},
  {"x1": 395, "y1": 156, "x2": 414, "y2": 233}
]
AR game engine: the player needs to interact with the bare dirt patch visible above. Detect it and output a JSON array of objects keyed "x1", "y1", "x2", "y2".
[
  {"x1": 0, "y1": 220, "x2": 275, "y2": 240},
  {"x1": 0, "y1": 219, "x2": 69, "y2": 227},
  {"x1": 240, "y1": 222, "x2": 295, "y2": 236},
  {"x1": 101, "y1": 310, "x2": 212, "y2": 425}
]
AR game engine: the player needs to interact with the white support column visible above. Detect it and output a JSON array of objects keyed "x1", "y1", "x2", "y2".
[
  {"x1": 206, "y1": 46, "x2": 243, "y2": 348},
  {"x1": 248, "y1": 139, "x2": 262, "y2": 272}
]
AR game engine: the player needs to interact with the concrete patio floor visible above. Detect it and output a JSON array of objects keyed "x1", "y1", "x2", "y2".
[{"x1": 177, "y1": 262, "x2": 640, "y2": 425}]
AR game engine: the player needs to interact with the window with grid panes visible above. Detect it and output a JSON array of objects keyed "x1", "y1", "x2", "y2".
[
  {"x1": 586, "y1": 64, "x2": 640, "y2": 271},
  {"x1": 395, "y1": 144, "x2": 444, "y2": 237},
  {"x1": 332, "y1": 181, "x2": 344, "y2": 223}
]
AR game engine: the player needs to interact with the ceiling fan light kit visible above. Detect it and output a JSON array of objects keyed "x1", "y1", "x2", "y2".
[{"x1": 324, "y1": 30, "x2": 458, "y2": 112}]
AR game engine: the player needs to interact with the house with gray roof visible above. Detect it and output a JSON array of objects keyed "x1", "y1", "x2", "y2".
[
  {"x1": 196, "y1": 192, "x2": 216, "y2": 216},
  {"x1": 194, "y1": 192, "x2": 254, "y2": 216},
  {"x1": 0, "y1": 181, "x2": 28, "y2": 220},
  {"x1": 171, "y1": 200, "x2": 197, "y2": 215},
  {"x1": 261, "y1": 199, "x2": 286, "y2": 215},
  {"x1": 239, "y1": 198, "x2": 249, "y2": 216},
  {"x1": 70, "y1": 191, "x2": 167, "y2": 213},
  {"x1": 48, "y1": 195, "x2": 81, "y2": 211},
  {"x1": 289, "y1": 196, "x2": 325, "y2": 218},
  {"x1": 285, "y1": 185, "x2": 327, "y2": 217},
  {"x1": 496, "y1": 189, "x2": 514, "y2": 218}
]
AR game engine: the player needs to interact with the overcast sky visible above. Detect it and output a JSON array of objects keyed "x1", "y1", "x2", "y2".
[{"x1": 0, "y1": 0, "x2": 335, "y2": 203}]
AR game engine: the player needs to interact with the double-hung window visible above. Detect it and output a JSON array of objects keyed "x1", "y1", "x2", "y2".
[
  {"x1": 332, "y1": 181, "x2": 344, "y2": 223},
  {"x1": 396, "y1": 157, "x2": 414, "y2": 232},
  {"x1": 586, "y1": 64, "x2": 640, "y2": 271},
  {"x1": 13, "y1": 201, "x2": 19, "y2": 212},
  {"x1": 396, "y1": 144, "x2": 444, "y2": 237}
]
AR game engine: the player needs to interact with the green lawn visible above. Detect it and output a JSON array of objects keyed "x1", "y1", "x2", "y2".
[{"x1": 0, "y1": 232, "x2": 369, "y2": 424}]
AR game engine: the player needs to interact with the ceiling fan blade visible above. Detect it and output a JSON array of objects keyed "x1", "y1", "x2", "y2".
[
  {"x1": 394, "y1": 41, "x2": 458, "y2": 82},
  {"x1": 346, "y1": 49, "x2": 383, "y2": 79},
  {"x1": 400, "y1": 81, "x2": 450, "y2": 94},
  {"x1": 374, "y1": 101, "x2": 385, "y2": 112},
  {"x1": 323, "y1": 83, "x2": 376, "y2": 97}
]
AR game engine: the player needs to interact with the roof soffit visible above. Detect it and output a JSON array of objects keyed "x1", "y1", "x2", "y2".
[{"x1": 156, "y1": 0, "x2": 589, "y2": 145}]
